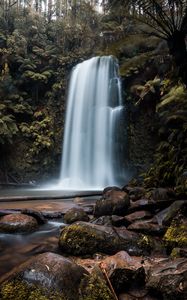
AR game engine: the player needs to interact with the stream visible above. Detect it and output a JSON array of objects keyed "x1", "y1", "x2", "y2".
[{"x1": 0, "y1": 189, "x2": 99, "y2": 279}]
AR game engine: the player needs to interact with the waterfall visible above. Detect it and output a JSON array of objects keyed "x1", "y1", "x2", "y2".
[{"x1": 59, "y1": 56, "x2": 126, "y2": 190}]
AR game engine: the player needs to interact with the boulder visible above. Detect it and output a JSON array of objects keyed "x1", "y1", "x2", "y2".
[
  {"x1": 146, "y1": 258, "x2": 187, "y2": 299},
  {"x1": 94, "y1": 191, "x2": 130, "y2": 217},
  {"x1": 59, "y1": 221, "x2": 143, "y2": 256},
  {"x1": 0, "y1": 214, "x2": 38, "y2": 233},
  {"x1": 64, "y1": 207, "x2": 89, "y2": 224},
  {"x1": 0, "y1": 252, "x2": 88, "y2": 300},
  {"x1": 100, "y1": 251, "x2": 145, "y2": 293}
]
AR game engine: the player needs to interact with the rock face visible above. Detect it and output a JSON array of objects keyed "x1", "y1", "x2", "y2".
[
  {"x1": 64, "y1": 207, "x2": 89, "y2": 224},
  {"x1": 0, "y1": 213, "x2": 38, "y2": 233},
  {"x1": 146, "y1": 258, "x2": 187, "y2": 299},
  {"x1": 0, "y1": 252, "x2": 88, "y2": 300},
  {"x1": 94, "y1": 190, "x2": 130, "y2": 217},
  {"x1": 59, "y1": 221, "x2": 142, "y2": 256}
]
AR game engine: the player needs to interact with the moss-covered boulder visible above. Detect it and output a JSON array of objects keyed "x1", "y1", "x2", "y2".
[
  {"x1": 0, "y1": 214, "x2": 38, "y2": 233},
  {"x1": 0, "y1": 252, "x2": 88, "y2": 300},
  {"x1": 94, "y1": 191, "x2": 130, "y2": 217},
  {"x1": 59, "y1": 221, "x2": 143, "y2": 256},
  {"x1": 64, "y1": 208, "x2": 89, "y2": 224},
  {"x1": 164, "y1": 219, "x2": 187, "y2": 249}
]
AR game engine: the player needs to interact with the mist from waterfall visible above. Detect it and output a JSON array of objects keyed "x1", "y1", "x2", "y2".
[{"x1": 59, "y1": 56, "x2": 126, "y2": 190}]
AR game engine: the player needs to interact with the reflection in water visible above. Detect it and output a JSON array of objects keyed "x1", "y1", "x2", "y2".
[{"x1": 0, "y1": 219, "x2": 65, "y2": 277}]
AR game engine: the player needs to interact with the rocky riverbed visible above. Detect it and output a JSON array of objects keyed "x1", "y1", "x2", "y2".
[{"x1": 0, "y1": 186, "x2": 187, "y2": 300}]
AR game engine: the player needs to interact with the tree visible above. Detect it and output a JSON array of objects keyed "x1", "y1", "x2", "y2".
[{"x1": 108, "y1": 0, "x2": 187, "y2": 83}]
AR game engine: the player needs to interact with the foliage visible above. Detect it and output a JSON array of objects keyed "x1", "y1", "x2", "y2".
[
  {"x1": 144, "y1": 83, "x2": 187, "y2": 192},
  {"x1": 0, "y1": 2, "x2": 101, "y2": 181}
]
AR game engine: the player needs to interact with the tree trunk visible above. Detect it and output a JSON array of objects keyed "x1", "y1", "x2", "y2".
[{"x1": 167, "y1": 30, "x2": 187, "y2": 84}]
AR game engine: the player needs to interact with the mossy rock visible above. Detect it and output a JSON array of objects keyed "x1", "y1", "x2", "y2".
[
  {"x1": 0, "y1": 279, "x2": 67, "y2": 300},
  {"x1": 164, "y1": 219, "x2": 187, "y2": 249},
  {"x1": 0, "y1": 252, "x2": 88, "y2": 300},
  {"x1": 64, "y1": 208, "x2": 89, "y2": 224},
  {"x1": 59, "y1": 221, "x2": 142, "y2": 256},
  {"x1": 79, "y1": 268, "x2": 115, "y2": 300}
]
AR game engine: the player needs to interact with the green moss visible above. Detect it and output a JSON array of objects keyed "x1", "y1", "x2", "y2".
[
  {"x1": 119, "y1": 52, "x2": 153, "y2": 77},
  {"x1": 157, "y1": 85, "x2": 186, "y2": 111},
  {"x1": 79, "y1": 273, "x2": 115, "y2": 300},
  {"x1": 0, "y1": 279, "x2": 67, "y2": 300},
  {"x1": 164, "y1": 221, "x2": 187, "y2": 248},
  {"x1": 59, "y1": 223, "x2": 103, "y2": 255},
  {"x1": 138, "y1": 235, "x2": 153, "y2": 253},
  {"x1": 170, "y1": 248, "x2": 180, "y2": 258}
]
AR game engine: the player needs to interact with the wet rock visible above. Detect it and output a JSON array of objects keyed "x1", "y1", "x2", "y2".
[
  {"x1": 128, "y1": 219, "x2": 164, "y2": 235},
  {"x1": 0, "y1": 213, "x2": 38, "y2": 233},
  {"x1": 21, "y1": 209, "x2": 46, "y2": 224},
  {"x1": 101, "y1": 251, "x2": 145, "y2": 293},
  {"x1": 0, "y1": 252, "x2": 88, "y2": 300},
  {"x1": 129, "y1": 187, "x2": 146, "y2": 201},
  {"x1": 124, "y1": 211, "x2": 152, "y2": 224},
  {"x1": 146, "y1": 258, "x2": 187, "y2": 299},
  {"x1": 64, "y1": 207, "x2": 89, "y2": 224},
  {"x1": 94, "y1": 191, "x2": 130, "y2": 217},
  {"x1": 151, "y1": 188, "x2": 175, "y2": 201},
  {"x1": 59, "y1": 221, "x2": 142, "y2": 256}
]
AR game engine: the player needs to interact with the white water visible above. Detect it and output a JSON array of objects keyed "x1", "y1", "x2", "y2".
[{"x1": 58, "y1": 56, "x2": 125, "y2": 190}]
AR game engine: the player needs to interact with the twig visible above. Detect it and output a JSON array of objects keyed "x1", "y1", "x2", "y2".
[{"x1": 99, "y1": 263, "x2": 118, "y2": 300}]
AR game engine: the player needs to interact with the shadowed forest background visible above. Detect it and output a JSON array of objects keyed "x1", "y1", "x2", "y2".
[{"x1": 0, "y1": 0, "x2": 186, "y2": 196}]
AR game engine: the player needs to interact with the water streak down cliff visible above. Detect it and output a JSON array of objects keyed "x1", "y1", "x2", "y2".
[{"x1": 59, "y1": 56, "x2": 126, "y2": 190}]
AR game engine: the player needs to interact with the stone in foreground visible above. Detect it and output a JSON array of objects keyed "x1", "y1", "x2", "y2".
[
  {"x1": 94, "y1": 190, "x2": 130, "y2": 217},
  {"x1": 146, "y1": 258, "x2": 187, "y2": 299},
  {"x1": 59, "y1": 221, "x2": 143, "y2": 256},
  {"x1": 64, "y1": 207, "x2": 89, "y2": 224},
  {"x1": 0, "y1": 252, "x2": 88, "y2": 300},
  {"x1": 101, "y1": 251, "x2": 145, "y2": 292},
  {"x1": 0, "y1": 213, "x2": 38, "y2": 233}
]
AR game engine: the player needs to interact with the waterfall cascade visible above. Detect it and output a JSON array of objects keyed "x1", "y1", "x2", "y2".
[{"x1": 59, "y1": 56, "x2": 126, "y2": 190}]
